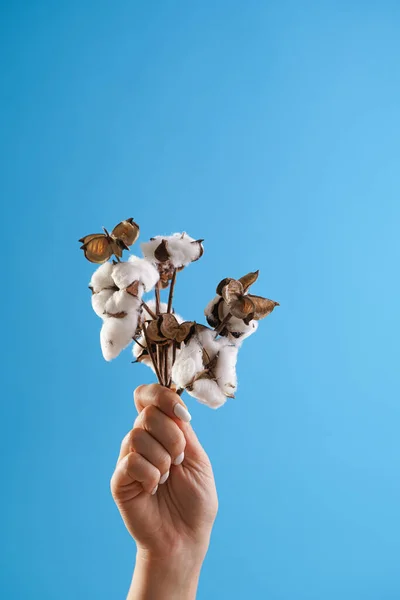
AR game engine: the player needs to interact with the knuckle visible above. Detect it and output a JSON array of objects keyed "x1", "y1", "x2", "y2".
[
  {"x1": 133, "y1": 384, "x2": 146, "y2": 402},
  {"x1": 121, "y1": 430, "x2": 132, "y2": 448},
  {"x1": 141, "y1": 404, "x2": 158, "y2": 424},
  {"x1": 128, "y1": 427, "x2": 144, "y2": 449}
]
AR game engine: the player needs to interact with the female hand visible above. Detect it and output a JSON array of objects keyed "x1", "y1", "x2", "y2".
[{"x1": 111, "y1": 384, "x2": 218, "y2": 599}]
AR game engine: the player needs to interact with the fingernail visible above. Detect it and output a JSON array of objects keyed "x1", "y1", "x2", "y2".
[
  {"x1": 159, "y1": 471, "x2": 169, "y2": 484},
  {"x1": 173, "y1": 403, "x2": 191, "y2": 423},
  {"x1": 173, "y1": 452, "x2": 184, "y2": 466},
  {"x1": 151, "y1": 485, "x2": 158, "y2": 495}
]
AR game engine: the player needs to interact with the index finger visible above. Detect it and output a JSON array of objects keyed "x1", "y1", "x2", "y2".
[{"x1": 134, "y1": 384, "x2": 192, "y2": 423}]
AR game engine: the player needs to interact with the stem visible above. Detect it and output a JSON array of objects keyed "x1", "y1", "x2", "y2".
[
  {"x1": 164, "y1": 343, "x2": 169, "y2": 388},
  {"x1": 155, "y1": 281, "x2": 161, "y2": 315},
  {"x1": 167, "y1": 269, "x2": 177, "y2": 313},
  {"x1": 142, "y1": 301, "x2": 157, "y2": 320},
  {"x1": 214, "y1": 312, "x2": 232, "y2": 335},
  {"x1": 156, "y1": 345, "x2": 163, "y2": 385},
  {"x1": 142, "y1": 324, "x2": 163, "y2": 385},
  {"x1": 168, "y1": 341, "x2": 177, "y2": 387}
]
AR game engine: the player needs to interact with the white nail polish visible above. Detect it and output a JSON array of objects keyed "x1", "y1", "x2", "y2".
[
  {"x1": 151, "y1": 485, "x2": 158, "y2": 495},
  {"x1": 173, "y1": 452, "x2": 184, "y2": 466},
  {"x1": 173, "y1": 403, "x2": 191, "y2": 423},
  {"x1": 159, "y1": 471, "x2": 169, "y2": 484}
]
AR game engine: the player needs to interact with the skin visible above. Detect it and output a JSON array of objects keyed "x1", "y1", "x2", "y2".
[{"x1": 111, "y1": 384, "x2": 218, "y2": 600}]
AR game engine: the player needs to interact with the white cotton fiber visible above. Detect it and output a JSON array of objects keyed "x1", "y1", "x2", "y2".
[
  {"x1": 171, "y1": 338, "x2": 204, "y2": 389},
  {"x1": 100, "y1": 313, "x2": 139, "y2": 361},
  {"x1": 90, "y1": 262, "x2": 115, "y2": 293},
  {"x1": 127, "y1": 256, "x2": 160, "y2": 291},
  {"x1": 215, "y1": 344, "x2": 238, "y2": 396},
  {"x1": 227, "y1": 319, "x2": 258, "y2": 345},
  {"x1": 166, "y1": 233, "x2": 201, "y2": 268},
  {"x1": 111, "y1": 262, "x2": 140, "y2": 290},
  {"x1": 91, "y1": 289, "x2": 114, "y2": 318},
  {"x1": 186, "y1": 378, "x2": 228, "y2": 409},
  {"x1": 140, "y1": 238, "x2": 162, "y2": 262},
  {"x1": 204, "y1": 296, "x2": 220, "y2": 319},
  {"x1": 196, "y1": 326, "x2": 221, "y2": 358},
  {"x1": 132, "y1": 335, "x2": 146, "y2": 360},
  {"x1": 104, "y1": 290, "x2": 142, "y2": 316}
]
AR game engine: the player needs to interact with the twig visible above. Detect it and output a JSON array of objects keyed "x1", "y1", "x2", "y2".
[
  {"x1": 164, "y1": 343, "x2": 169, "y2": 388},
  {"x1": 167, "y1": 269, "x2": 177, "y2": 313},
  {"x1": 214, "y1": 312, "x2": 232, "y2": 335},
  {"x1": 155, "y1": 281, "x2": 161, "y2": 315},
  {"x1": 143, "y1": 323, "x2": 163, "y2": 385},
  {"x1": 156, "y1": 345, "x2": 163, "y2": 385},
  {"x1": 168, "y1": 341, "x2": 177, "y2": 387},
  {"x1": 142, "y1": 301, "x2": 157, "y2": 320}
]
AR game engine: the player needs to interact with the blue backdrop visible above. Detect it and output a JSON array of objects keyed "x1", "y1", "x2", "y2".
[{"x1": 2, "y1": 1, "x2": 400, "y2": 598}]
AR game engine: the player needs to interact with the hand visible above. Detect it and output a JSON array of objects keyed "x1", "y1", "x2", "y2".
[{"x1": 111, "y1": 384, "x2": 218, "y2": 598}]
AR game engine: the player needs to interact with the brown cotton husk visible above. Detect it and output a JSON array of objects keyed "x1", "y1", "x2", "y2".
[
  {"x1": 229, "y1": 295, "x2": 255, "y2": 319},
  {"x1": 175, "y1": 321, "x2": 195, "y2": 343},
  {"x1": 154, "y1": 239, "x2": 170, "y2": 262},
  {"x1": 103, "y1": 311, "x2": 127, "y2": 319},
  {"x1": 222, "y1": 280, "x2": 244, "y2": 304},
  {"x1": 126, "y1": 280, "x2": 140, "y2": 297},
  {"x1": 247, "y1": 295, "x2": 280, "y2": 320},
  {"x1": 148, "y1": 314, "x2": 195, "y2": 345},
  {"x1": 238, "y1": 270, "x2": 259, "y2": 293},
  {"x1": 146, "y1": 319, "x2": 166, "y2": 343},
  {"x1": 216, "y1": 278, "x2": 234, "y2": 296},
  {"x1": 159, "y1": 313, "x2": 180, "y2": 340}
]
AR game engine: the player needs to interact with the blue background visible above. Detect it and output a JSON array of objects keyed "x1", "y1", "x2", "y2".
[{"x1": 2, "y1": 1, "x2": 400, "y2": 598}]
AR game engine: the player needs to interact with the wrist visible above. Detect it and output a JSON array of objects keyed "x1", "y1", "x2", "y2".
[
  {"x1": 137, "y1": 539, "x2": 208, "y2": 567},
  {"x1": 128, "y1": 547, "x2": 206, "y2": 600}
]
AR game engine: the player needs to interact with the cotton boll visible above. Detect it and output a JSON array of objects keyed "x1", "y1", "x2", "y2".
[
  {"x1": 91, "y1": 289, "x2": 114, "y2": 318},
  {"x1": 167, "y1": 233, "x2": 202, "y2": 268},
  {"x1": 171, "y1": 338, "x2": 204, "y2": 389},
  {"x1": 216, "y1": 298, "x2": 259, "y2": 343},
  {"x1": 215, "y1": 344, "x2": 238, "y2": 396},
  {"x1": 104, "y1": 290, "x2": 141, "y2": 316},
  {"x1": 186, "y1": 378, "x2": 227, "y2": 409},
  {"x1": 90, "y1": 262, "x2": 115, "y2": 293},
  {"x1": 100, "y1": 313, "x2": 138, "y2": 361},
  {"x1": 141, "y1": 233, "x2": 202, "y2": 269},
  {"x1": 128, "y1": 256, "x2": 159, "y2": 291}
]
